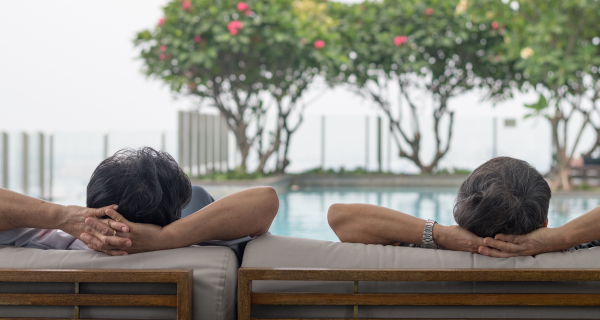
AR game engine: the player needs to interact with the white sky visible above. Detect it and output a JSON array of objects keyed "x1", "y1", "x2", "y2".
[{"x1": 0, "y1": 1, "x2": 596, "y2": 174}]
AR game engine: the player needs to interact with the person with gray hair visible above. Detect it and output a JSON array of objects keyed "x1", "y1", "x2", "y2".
[{"x1": 327, "y1": 157, "x2": 554, "y2": 252}]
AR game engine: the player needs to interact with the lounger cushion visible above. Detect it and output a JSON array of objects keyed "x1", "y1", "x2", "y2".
[
  {"x1": 0, "y1": 245, "x2": 238, "y2": 320},
  {"x1": 242, "y1": 234, "x2": 600, "y2": 319}
]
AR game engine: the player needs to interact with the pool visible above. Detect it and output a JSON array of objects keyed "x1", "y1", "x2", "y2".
[{"x1": 268, "y1": 186, "x2": 600, "y2": 242}]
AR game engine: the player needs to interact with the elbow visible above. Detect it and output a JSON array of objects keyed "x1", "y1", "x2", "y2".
[
  {"x1": 255, "y1": 186, "x2": 279, "y2": 234},
  {"x1": 328, "y1": 204, "x2": 353, "y2": 242}
]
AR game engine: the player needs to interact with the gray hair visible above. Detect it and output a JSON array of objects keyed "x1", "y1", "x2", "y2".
[{"x1": 453, "y1": 157, "x2": 551, "y2": 238}]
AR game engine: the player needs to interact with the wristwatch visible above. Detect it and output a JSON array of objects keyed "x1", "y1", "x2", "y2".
[{"x1": 422, "y1": 219, "x2": 439, "y2": 249}]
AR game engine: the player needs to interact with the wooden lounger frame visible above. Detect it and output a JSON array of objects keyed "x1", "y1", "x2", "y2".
[
  {"x1": 238, "y1": 267, "x2": 600, "y2": 320},
  {"x1": 0, "y1": 268, "x2": 192, "y2": 320}
]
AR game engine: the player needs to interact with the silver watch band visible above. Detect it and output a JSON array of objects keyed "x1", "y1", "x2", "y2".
[{"x1": 422, "y1": 219, "x2": 439, "y2": 249}]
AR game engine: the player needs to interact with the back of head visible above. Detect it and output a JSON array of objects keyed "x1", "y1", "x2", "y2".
[
  {"x1": 87, "y1": 147, "x2": 192, "y2": 227},
  {"x1": 453, "y1": 157, "x2": 551, "y2": 238}
]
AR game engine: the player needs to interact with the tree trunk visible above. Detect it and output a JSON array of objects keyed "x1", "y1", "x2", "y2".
[
  {"x1": 384, "y1": 87, "x2": 454, "y2": 174},
  {"x1": 233, "y1": 123, "x2": 250, "y2": 173},
  {"x1": 254, "y1": 116, "x2": 282, "y2": 174},
  {"x1": 548, "y1": 116, "x2": 572, "y2": 191}
]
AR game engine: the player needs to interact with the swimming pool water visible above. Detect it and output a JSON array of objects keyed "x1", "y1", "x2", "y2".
[{"x1": 268, "y1": 186, "x2": 600, "y2": 242}]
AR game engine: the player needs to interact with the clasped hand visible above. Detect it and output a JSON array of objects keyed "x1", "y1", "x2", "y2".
[{"x1": 435, "y1": 224, "x2": 548, "y2": 257}]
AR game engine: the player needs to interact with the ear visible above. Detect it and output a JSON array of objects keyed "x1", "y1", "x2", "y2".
[{"x1": 543, "y1": 219, "x2": 548, "y2": 228}]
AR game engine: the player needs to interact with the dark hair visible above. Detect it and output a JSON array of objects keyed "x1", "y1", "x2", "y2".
[
  {"x1": 453, "y1": 157, "x2": 551, "y2": 238},
  {"x1": 87, "y1": 147, "x2": 192, "y2": 227}
]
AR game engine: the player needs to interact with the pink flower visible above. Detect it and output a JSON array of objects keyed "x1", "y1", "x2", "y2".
[
  {"x1": 394, "y1": 35, "x2": 408, "y2": 46},
  {"x1": 159, "y1": 54, "x2": 166, "y2": 60},
  {"x1": 491, "y1": 21, "x2": 499, "y2": 29},
  {"x1": 425, "y1": 8, "x2": 434, "y2": 16},
  {"x1": 244, "y1": 9, "x2": 252, "y2": 16},
  {"x1": 158, "y1": 17, "x2": 165, "y2": 26},
  {"x1": 194, "y1": 35, "x2": 202, "y2": 43},
  {"x1": 228, "y1": 20, "x2": 243, "y2": 35},
  {"x1": 237, "y1": 2, "x2": 249, "y2": 11},
  {"x1": 160, "y1": 45, "x2": 167, "y2": 52},
  {"x1": 314, "y1": 40, "x2": 325, "y2": 49},
  {"x1": 182, "y1": 1, "x2": 192, "y2": 11}
]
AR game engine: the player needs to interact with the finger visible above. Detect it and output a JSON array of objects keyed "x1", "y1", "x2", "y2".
[
  {"x1": 85, "y1": 217, "x2": 112, "y2": 235},
  {"x1": 104, "y1": 209, "x2": 130, "y2": 232},
  {"x1": 107, "y1": 250, "x2": 129, "y2": 256},
  {"x1": 83, "y1": 223, "x2": 132, "y2": 248},
  {"x1": 91, "y1": 205, "x2": 119, "y2": 218},
  {"x1": 82, "y1": 233, "x2": 108, "y2": 252},
  {"x1": 104, "y1": 208, "x2": 128, "y2": 224},
  {"x1": 107, "y1": 220, "x2": 129, "y2": 233},
  {"x1": 478, "y1": 246, "x2": 519, "y2": 258},
  {"x1": 472, "y1": 236, "x2": 486, "y2": 247},
  {"x1": 82, "y1": 233, "x2": 130, "y2": 253},
  {"x1": 104, "y1": 235, "x2": 132, "y2": 247},
  {"x1": 94, "y1": 217, "x2": 129, "y2": 234},
  {"x1": 494, "y1": 233, "x2": 518, "y2": 243},
  {"x1": 483, "y1": 237, "x2": 522, "y2": 253}
]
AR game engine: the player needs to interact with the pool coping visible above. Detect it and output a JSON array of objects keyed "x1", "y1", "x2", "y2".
[
  {"x1": 192, "y1": 174, "x2": 469, "y2": 198},
  {"x1": 192, "y1": 174, "x2": 600, "y2": 199}
]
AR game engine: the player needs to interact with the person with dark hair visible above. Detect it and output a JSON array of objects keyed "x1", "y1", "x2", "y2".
[
  {"x1": 1, "y1": 147, "x2": 279, "y2": 258},
  {"x1": 86, "y1": 148, "x2": 193, "y2": 227},
  {"x1": 453, "y1": 157, "x2": 551, "y2": 238},
  {"x1": 327, "y1": 157, "x2": 553, "y2": 252}
]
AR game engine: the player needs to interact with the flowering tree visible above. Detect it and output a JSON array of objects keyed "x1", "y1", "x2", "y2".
[
  {"x1": 135, "y1": 0, "x2": 336, "y2": 173},
  {"x1": 332, "y1": 0, "x2": 508, "y2": 173},
  {"x1": 470, "y1": 0, "x2": 600, "y2": 190}
]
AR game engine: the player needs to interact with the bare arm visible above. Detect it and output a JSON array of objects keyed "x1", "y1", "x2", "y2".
[
  {"x1": 327, "y1": 203, "x2": 484, "y2": 253},
  {"x1": 0, "y1": 188, "x2": 131, "y2": 254},
  {"x1": 480, "y1": 205, "x2": 600, "y2": 257},
  {"x1": 0, "y1": 188, "x2": 65, "y2": 231},
  {"x1": 84, "y1": 187, "x2": 279, "y2": 253}
]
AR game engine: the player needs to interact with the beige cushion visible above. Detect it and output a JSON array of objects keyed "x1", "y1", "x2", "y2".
[
  {"x1": 242, "y1": 234, "x2": 600, "y2": 319},
  {"x1": 0, "y1": 245, "x2": 238, "y2": 320}
]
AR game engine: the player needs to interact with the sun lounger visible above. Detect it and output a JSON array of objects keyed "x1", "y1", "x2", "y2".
[
  {"x1": 241, "y1": 233, "x2": 600, "y2": 319},
  {"x1": 0, "y1": 244, "x2": 238, "y2": 320}
]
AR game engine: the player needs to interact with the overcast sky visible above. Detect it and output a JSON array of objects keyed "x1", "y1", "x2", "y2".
[{"x1": 0, "y1": 1, "x2": 594, "y2": 174}]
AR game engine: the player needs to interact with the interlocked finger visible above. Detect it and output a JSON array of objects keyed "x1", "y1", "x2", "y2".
[
  {"x1": 84, "y1": 235, "x2": 128, "y2": 256},
  {"x1": 494, "y1": 233, "x2": 518, "y2": 243},
  {"x1": 478, "y1": 246, "x2": 518, "y2": 258},
  {"x1": 483, "y1": 237, "x2": 521, "y2": 253}
]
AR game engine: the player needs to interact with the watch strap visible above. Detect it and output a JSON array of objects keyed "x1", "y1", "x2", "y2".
[{"x1": 422, "y1": 219, "x2": 439, "y2": 249}]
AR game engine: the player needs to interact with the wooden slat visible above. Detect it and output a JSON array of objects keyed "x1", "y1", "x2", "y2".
[
  {"x1": 252, "y1": 292, "x2": 600, "y2": 306},
  {"x1": 0, "y1": 268, "x2": 188, "y2": 283},
  {"x1": 249, "y1": 319, "x2": 572, "y2": 320},
  {"x1": 0, "y1": 319, "x2": 174, "y2": 320},
  {"x1": 238, "y1": 269, "x2": 252, "y2": 320},
  {"x1": 0, "y1": 293, "x2": 177, "y2": 307},
  {"x1": 239, "y1": 268, "x2": 600, "y2": 282},
  {"x1": 177, "y1": 270, "x2": 193, "y2": 320}
]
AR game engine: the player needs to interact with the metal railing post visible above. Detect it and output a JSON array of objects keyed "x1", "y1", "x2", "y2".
[
  {"x1": 199, "y1": 114, "x2": 207, "y2": 175},
  {"x1": 49, "y1": 133, "x2": 53, "y2": 201},
  {"x1": 365, "y1": 117, "x2": 369, "y2": 171},
  {"x1": 188, "y1": 112, "x2": 193, "y2": 174},
  {"x1": 2, "y1": 132, "x2": 7, "y2": 189},
  {"x1": 321, "y1": 116, "x2": 325, "y2": 169},
  {"x1": 206, "y1": 115, "x2": 213, "y2": 174},
  {"x1": 22, "y1": 132, "x2": 29, "y2": 195},
  {"x1": 213, "y1": 115, "x2": 220, "y2": 173},
  {"x1": 103, "y1": 132, "x2": 109, "y2": 159},
  {"x1": 39, "y1": 132, "x2": 45, "y2": 199},
  {"x1": 377, "y1": 117, "x2": 382, "y2": 172},
  {"x1": 178, "y1": 111, "x2": 185, "y2": 166},
  {"x1": 221, "y1": 115, "x2": 228, "y2": 172}
]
